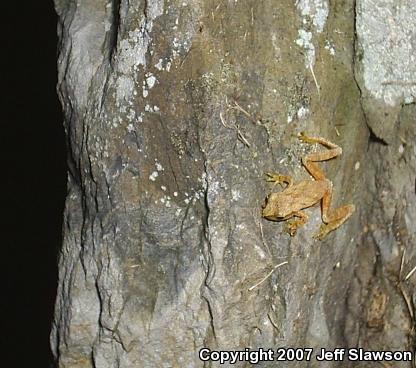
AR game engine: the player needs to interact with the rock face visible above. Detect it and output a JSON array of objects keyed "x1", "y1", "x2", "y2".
[{"x1": 51, "y1": 0, "x2": 416, "y2": 367}]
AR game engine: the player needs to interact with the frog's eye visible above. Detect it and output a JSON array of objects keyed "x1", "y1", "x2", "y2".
[{"x1": 262, "y1": 196, "x2": 270, "y2": 209}]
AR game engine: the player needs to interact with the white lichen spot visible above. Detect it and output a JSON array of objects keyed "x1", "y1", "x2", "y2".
[
  {"x1": 115, "y1": 0, "x2": 164, "y2": 102},
  {"x1": 161, "y1": 185, "x2": 167, "y2": 191},
  {"x1": 155, "y1": 59, "x2": 164, "y2": 70},
  {"x1": 127, "y1": 123, "x2": 134, "y2": 132},
  {"x1": 145, "y1": 104, "x2": 159, "y2": 113},
  {"x1": 209, "y1": 180, "x2": 220, "y2": 196},
  {"x1": 173, "y1": 191, "x2": 178, "y2": 197},
  {"x1": 154, "y1": 57, "x2": 173, "y2": 72},
  {"x1": 295, "y1": 0, "x2": 329, "y2": 33},
  {"x1": 398, "y1": 144, "x2": 404, "y2": 154},
  {"x1": 324, "y1": 40, "x2": 335, "y2": 55},
  {"x1": 143, "y1": 86, "x2": 148, "y2": 98},
  {"x1": 149, "y1": 171, "x2": 159, "y2": 181},
  {"x1": 354, "y1": 161, "x2": 360, "y2": 170},
  {"x1": 295, "y1": 0, "x2": 328, "y2": 68},
  {"x1": 127, "y1": 108, "x2": 136, "y2": 122},
  {"x1": 116, "y1": 76, "x2": 136, "y2": 106},
  {"x1": 297, "y1": 106, "x2": 309, "y2": 119},
  {"x1": 231, "y1": 189, "x2": 241, "y2": 201},
  {"x1": 295, "y1": 29, "x2": 315, "y2": 67},
  {"x1": 155, "y1": 161, "x2": 164, "y2": 171},
  {"x1": 118, "y1": 28, "x2": 148, "y2": 74},
  {"x1": 405, "y1": 95, "x2": 414, "y2": 104},
  {"x1": 160, "y1": 195, "x2": 171, "y2": 207},
  {"x1": 146, "y1": 74, "x2": 157, "y2": 89}
]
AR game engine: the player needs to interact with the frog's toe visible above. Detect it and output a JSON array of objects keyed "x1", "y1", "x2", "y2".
[
  {"x1": 298, "y1": 131, "x2": 309, "y2": 142},
  {"x1": 313, "y1": 232, "x2": 323, "y2": 240},
  {"x1": 286, "y1": 221, "x2": 298, "y2": 237},
  {"x1": 298, "y1": 131, "x2": 307, "y2": 140},
  {"x1": 287, "y1": 228, "x2": 297, "y2": 237},
  {"x1": 298, "y1": 132, "x2": 316, "y2": 144},
  {"x1": 265, "y1": 173, "x2": 282, "y2": 182},
  {"x1": 313, "y1": 224, "x2": 330, "y2": 240}
]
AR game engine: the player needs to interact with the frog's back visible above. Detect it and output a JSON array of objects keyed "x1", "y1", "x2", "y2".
[{"x1": 286, "y1": 180, "x2": 328, "y2": 211}]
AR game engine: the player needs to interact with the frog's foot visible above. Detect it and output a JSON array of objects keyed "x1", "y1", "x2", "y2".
[
  {"x1": 314, "y1": 222, "x2": 340, "y2": 240},
  {"x1": 285, "y1": 211, "x2": 308, "y2": 237},
  {"x1": 298, "y1": 132, "x2": 341, "y2": 152},
  {"x1": 315, "y1": 204, "x2": 355, "y2": 240},
  {"x1": 265, "y1": 173, "x2": 293, "y2": 188},
  {"x1": 286, "y1": 220, "x2": 300, "y2": 236},
  {"x1": 313, "y1": 224, "x2": 331, "y2": 240},
  {"x1": 298, "y1": 131, "x2": 318, "y2": 144}
]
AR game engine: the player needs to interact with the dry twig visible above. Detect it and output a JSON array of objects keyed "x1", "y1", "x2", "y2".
[{"x1": 248, "y1": 261, "x2": 288, "y2": 291}]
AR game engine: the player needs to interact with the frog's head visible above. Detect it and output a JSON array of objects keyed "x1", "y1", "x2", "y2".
[{"x1": 262, "y1": 193, "x2": 287, "y2": 220}]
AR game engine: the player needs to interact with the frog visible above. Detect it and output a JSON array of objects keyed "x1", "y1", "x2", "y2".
[{"x1": 262, "y1": 132, "x2": 355, "y2": 239}]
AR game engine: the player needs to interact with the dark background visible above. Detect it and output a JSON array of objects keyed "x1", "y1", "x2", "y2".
[{"x1": 1, "y1": 2, "x2": 66, "y2": 367}]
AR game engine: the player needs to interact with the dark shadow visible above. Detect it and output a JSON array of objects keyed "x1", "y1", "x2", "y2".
[{"x1": 0, "y1": 2, "x2": 66, "y2": 367}]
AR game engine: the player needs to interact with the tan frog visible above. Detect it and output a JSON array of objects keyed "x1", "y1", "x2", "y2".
[{"x1": 262, "y1": 132, "x2": 355, "y2": 239}]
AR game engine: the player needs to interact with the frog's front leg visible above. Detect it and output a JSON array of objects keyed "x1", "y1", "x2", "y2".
[
  {"x1": 286, "y1": 211, "x2": 308, "y2": 236},
  {"x1": 315, "y1": 183, "x2": 355, "y2": 239},
  {"x1": 298, "y1": 132, "x2": 342, "y2": 181},
  {"x1": 265, "y1": 172, "x2": 293, "y2": 189}
]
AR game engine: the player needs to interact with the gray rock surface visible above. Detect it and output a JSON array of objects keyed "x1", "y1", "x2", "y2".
[
  {"x1": 51, "y1": 0, "x2": 416, "y2": 367},
  {"x1": 355, "y1": 0, "x2": 416, "y2": 142}
]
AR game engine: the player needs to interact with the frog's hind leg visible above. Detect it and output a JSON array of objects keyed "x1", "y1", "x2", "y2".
[
  {"x1": 265, "y1": 173, "x2": 293, "y2": 189},
  {"x1": 286, "y1": 211, "x2": 308, "y2": 237},
  {"x1": 298, "y1": 132, "x2": 342, "y2": 181},
  {"x1": 315, "y1": 183, "x2": 355, "y2": 239}
]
